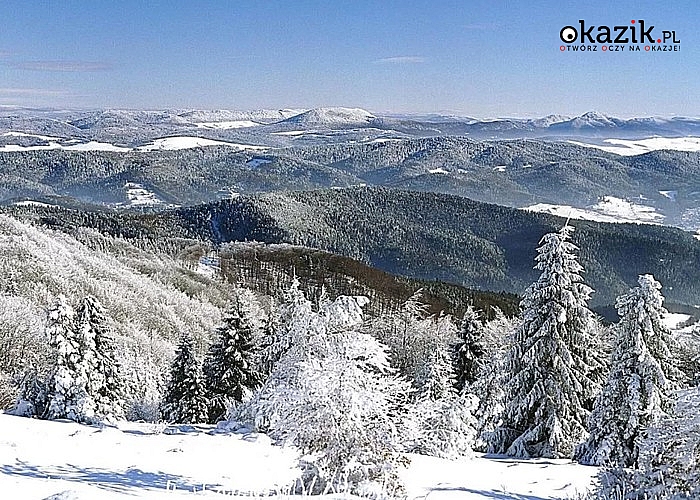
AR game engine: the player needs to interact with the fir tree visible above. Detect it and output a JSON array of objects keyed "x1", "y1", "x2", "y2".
[
  {"x1": 204, "y1": 297, "x2": 262, "y2": 423},
  {"x1": 75, "y1": 296, "x2": 124, "y2": 420},
  {"x1": 575, "y1": 274, "x2": 679, "y2": 467},
  {"x1": 453, "y1": 306, "x2": 485, "y2": 392},
  {"x1": 489, "y1": 224, "x2": 600, "y2": 458},
  {"x1": 162, "y1": 334, "x2": 208, "y2": 424},
  {"x1": 46, "y1": 295, "x2": 96, "y2": 422}
]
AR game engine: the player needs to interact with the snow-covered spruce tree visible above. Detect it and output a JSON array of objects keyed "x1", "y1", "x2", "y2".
[
  {"x1": 75, "y1": 296, "x2": 124, "y2": 421},
  {"x1": 594, "y1": 387, "x2": 700, "y2": 500},
  {"x1": 237, "y1": 294, "x2": 409, "y2": 496},
  {"x1": 575, "y1": 274, "x2": 679, "y2": 467},
  {"x1": 453, "y1": 306, "x2": 486, "y2": 392},
  {"x1": 161, "y1": 333, "x2": 208, "y2": 424},
  {"x1": 203, "y1": 296, "x2": 262, "y2": 423},
  {"x1": 46, "y1": 295, "x2": 96, "y2": 422},
  {"x1": 489, "y1": 224, "x2": 602, "y2": 458}
]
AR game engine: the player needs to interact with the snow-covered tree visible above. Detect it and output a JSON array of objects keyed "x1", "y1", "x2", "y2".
[
  {"x1": 46, "y1": 295, "x2": 96, "y2": 422},
  {"x1": 471, "y1": 308, "x2": 516, "y2": 452},
  {"x1": 258, "y1": 277, "x2": 312, "y2": 375},
  {"x1": 576, "y1": 275, "x2": 679, "y2": 467},
  {"x1": 75, "y1": 296, "x2": 124, "y2": 420},
  {"x1": 594, "y1": 387, "x2": 700, "y2": 500},
  {"x1": 453, "y1": 306, "x2": 485, "y2": 392},
  {"x1": 204, "y1": 296, "x2": 262, "y2": 423},
  {"x1": 161, "y1": 334, "x2": 208, "y2": 424},
  {"x1": 489, "y1": 224, "x2": 602, "y2": 458},
  {"x1": 238, "y1": 293, "x2": 408, "y2": 495}
]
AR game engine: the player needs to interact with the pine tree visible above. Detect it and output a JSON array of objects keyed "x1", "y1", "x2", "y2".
[
  {"x1": 489, "y1": 224, "x2": 600, "y2": 458},
  {"x1": 162, "y1": 334, "x2": 208, "y2": 424},
  {"x1": 204, "y1": 297, "x2": 262, "y2": 423},
  {"x1": 453, "y1": 306, "x2": 485, "y2": 392},
  {"x1": 575, "y1": 274, "x2": 679, "y2": 467},
  {"x1": 75, "y1": 296, "x2": 124, "y2": 420}
]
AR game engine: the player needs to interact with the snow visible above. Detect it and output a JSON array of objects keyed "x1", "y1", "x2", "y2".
[
  {"x1": 194, "y1": 120, "x2": 260, "y2": 129},
  {"x1": 493, "y1": 166, "x2": 507, "y2": 172},
  {"x1": 246, "y1": 158, "x2": 272, "y2": 168},
  {"x1": 281, "y1": 107, "x2": 375, "y2": 127},
  {"x1": 402, "y1": 454, "x2": 597, "y2": 500},
  {"x1": 64, "y1": 141, "x2": 131, "y2": 152},
  {"x1": 524, "y1": 196, "x2": 664, "y2": 225},
  {"x1": 13, "y1": 200, "x2": 58, "y2": 208},
  {"x1": 0, "y1": 139, "x2": 129, "y2": 152},
  {"x1": 0, "y1": 413, "x2": 599, "y2": 499},
  {"x1": 119, "y1": 182, "x2": 174, "y2": 208},
  {"x1": 2, "y1": 131, "x2": 62, "y2": 141},
  {"x1": 661, "y1": 312, "x2": 691, "y2": 330},
  {"x1": 569, "y1": 137, "x2": 700, "y2": 156},
  {"x1": 429, "y1": 167, "x2": 449, "y2": 174},
  {"x1": 137, "y1": 137, "x2": 267, "y2": 151},
  {"x1": 659, "y1": 190, "x2": 677, "y2": 201}
]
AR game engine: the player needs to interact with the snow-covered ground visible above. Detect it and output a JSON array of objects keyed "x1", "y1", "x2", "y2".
[
  {"x1": 193, "y1": 121, "x2": 260, "y2": 130},
  {"x1": 137, "y1": 137, "x2": 267, "y2": 152},
  {"x1": 569, "y1": 137, "x2": 700, "y2": 156},
  {"x1": 0, "y1": 413, "x2": 599, "y2": 499},
  {"x1": 524, "y1": 196, "x2": 663, "y2": 225}
]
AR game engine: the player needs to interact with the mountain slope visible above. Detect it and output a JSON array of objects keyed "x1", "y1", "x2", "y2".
[{"x1": 168, "y1": 187, "x2": 700, "y2": 308}]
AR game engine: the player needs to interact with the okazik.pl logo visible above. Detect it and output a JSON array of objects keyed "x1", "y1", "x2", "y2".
[{"x1": 559, "y1": 20, "x2": 680, "y2": 53}]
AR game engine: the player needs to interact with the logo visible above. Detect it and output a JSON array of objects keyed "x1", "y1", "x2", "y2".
[{"x1": 559, "y1": 20, "x2": 681, "y2": 53}]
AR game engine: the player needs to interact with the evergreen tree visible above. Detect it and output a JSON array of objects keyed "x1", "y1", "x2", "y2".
[
  {"x1": 46, "y1": 295, "x2": 96, "y2": 422},
  {"x1": 204, "y1": 297, "x2": 262, "y2": 423},
  {"x1": 162, "y1": 334, "x2": 208, "y2": 424},
  {"x1": 489, "y1": 224, "x2": 600, "y2": 458},
  {"x1": 453, "y1": 306, "x2": 485, "y2": 392},
  {"x1": 75, "y1": 296, "x2": 124, "y2": 420},
  {"x1": 575, "y1": 274, "x2": 679, "y2": 467}
]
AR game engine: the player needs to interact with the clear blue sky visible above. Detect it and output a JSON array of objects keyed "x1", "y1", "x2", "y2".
[{"x1": 0, "y1": 0, "x2": 697, "y2": 117}]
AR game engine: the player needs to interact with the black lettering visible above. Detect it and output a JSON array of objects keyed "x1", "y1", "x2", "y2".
[
  {"x1": 596, "y1": 26, "x2": 612, "y2": 43},
  {"x1": 579, "y1": 20, "x2": 594, "y2": 43},
  {"x1": 639, "y1": 20, "x2": 654, "y2": 43},
  {"x1": 614, "y1": 26, "x2": 628, "y2": 43},
  {"x1": 673, "y1": 31, "x2": 681, "y2": 43},
  {"x1": 630, "y1": 25, "x2": 637, "y2": 43}
]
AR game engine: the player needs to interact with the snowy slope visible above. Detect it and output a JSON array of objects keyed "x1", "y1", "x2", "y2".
[
  {"x1": 137, "y1": 137, "x2": 267, "y2": 151},
  {"x1": 0, "y1": 413, "x2": 598, "y2": 499},
  {"x1": 524, "y1": 196, "x2": 664, "y2": 225},
  {"x1": 569, "y1": 137, "x2": 700, "y2": 156}
]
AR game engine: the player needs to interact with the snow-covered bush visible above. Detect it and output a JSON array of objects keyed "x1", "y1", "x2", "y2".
[{"x1": 237, "y1": 290, "x2": 409, "y2": 496}]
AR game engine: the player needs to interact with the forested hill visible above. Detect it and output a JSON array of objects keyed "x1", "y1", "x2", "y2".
[{"x1": 171, "y1": 187, "x2": 700, "y2": 307}]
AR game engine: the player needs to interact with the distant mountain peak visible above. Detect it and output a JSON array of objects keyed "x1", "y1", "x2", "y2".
[{"x1": 281, "y1": 107, "x2": 376, "y2": 127}]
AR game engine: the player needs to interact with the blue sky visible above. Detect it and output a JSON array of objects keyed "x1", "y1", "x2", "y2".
[{"x1": 0, "y1": 0, "x2": 697, "y2": 117}]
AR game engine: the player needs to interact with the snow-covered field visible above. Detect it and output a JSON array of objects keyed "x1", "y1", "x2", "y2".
[
  {"x1": 136, "y1": 137, "x2": 267, "y2": 151},
  {"x1": 0, "y1": 413, "x2": 599, "y2": 499},
  {"x1": 569, "y1": 137, "x2": 700, "y2": 156},
  {"x1": 524, "y1": 196, "x2": 664, "y2": 225}
]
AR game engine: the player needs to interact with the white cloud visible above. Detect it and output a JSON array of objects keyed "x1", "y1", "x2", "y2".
[
  {"x1": 9, "y1": 60, "x2": 112, "y2": 72},
  {"x1": 374, "y1": 56, "x2": 426, "y2": 64}
]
